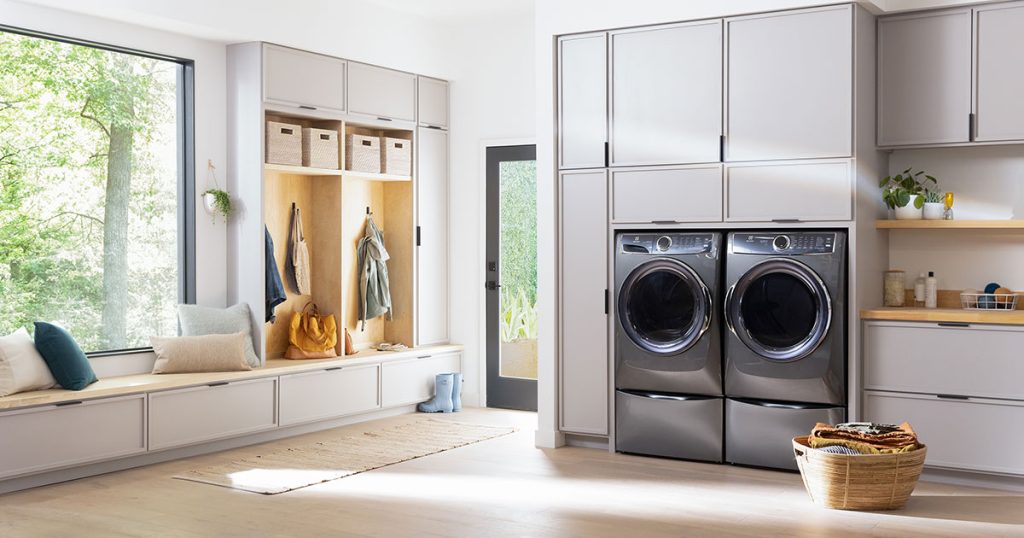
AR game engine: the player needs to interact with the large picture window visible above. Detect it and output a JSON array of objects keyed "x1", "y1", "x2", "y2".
[{"x1": 0, "y1": 27, "x2": 194, "y2": 354}]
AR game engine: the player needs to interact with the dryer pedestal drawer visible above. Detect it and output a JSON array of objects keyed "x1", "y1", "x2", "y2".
[
  {"x1": 864, "y1": 391, "x2": 1024, "y2": 475},
  {"x1": 725, "y1": 398, "x2": 845, "y2": 471},
  {"x1": 0, "y1": 395, "x2": 146, "y2": 479},
  {"x1": 616, "y1": 390, "x2": 723, "y2": 462}
]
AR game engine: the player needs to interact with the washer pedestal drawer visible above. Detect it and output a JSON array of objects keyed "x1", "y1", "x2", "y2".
[{"x1": 725, "y1": 398, "x2": 845, "y2": 471}]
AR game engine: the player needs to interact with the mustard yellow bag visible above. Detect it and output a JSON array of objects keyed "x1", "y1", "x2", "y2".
[{"x1": 288, "y1": 302, "x2": 338, "y2": 353}]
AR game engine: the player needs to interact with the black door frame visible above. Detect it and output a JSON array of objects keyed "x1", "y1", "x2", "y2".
[{"x1": 485, "y1": 144, "x2": 537, "y2": 411}]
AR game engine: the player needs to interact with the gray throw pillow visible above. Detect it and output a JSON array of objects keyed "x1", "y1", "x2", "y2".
[{"x1": 177, "y1": 303, "x2": 260, "y2": 367}]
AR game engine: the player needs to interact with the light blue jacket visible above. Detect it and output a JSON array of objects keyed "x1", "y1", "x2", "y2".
[{"x1": 357, "y1": 215, "x2": 392, "y2": 330}]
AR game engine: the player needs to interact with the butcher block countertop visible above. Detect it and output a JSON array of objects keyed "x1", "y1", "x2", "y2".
[{"x1": 860, "y1": 307, "x2": 1024, "y2": 325}]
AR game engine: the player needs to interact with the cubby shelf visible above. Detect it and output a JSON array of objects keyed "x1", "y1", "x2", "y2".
[
  {"x1": 264, "y1": 163, "x2": 341, "y2": 176},
  {"x1": 875, "y1": 219, "x2": 1024, "y2": 230},
  {"x1": 342, "y1": 170, "x2": 412, "y2": 182}
]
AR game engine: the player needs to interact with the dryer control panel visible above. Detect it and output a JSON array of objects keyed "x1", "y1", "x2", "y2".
[
  {"x1": 731, "y1": 232, "x2": 836, "y2": 255},
  {"x1": 619, "y1": 233, "x2": 716, "y2": 255}
]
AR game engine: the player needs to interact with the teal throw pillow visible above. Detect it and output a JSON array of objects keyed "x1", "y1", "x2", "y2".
[{"x1": 33, "y1": 322, "x2": 98, "y2": 390}]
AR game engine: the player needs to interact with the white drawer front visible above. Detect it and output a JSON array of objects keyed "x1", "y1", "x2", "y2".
[
  {"x1": 263, "y1": 44, "x2": 346, "y2": 113},
  {"x1": 611, "y1": 166, "x2": 722, "y2": 223},
  {"x1": 0, "y1": 395, "x2": 146, "y2": 479},
  {"x1": 381, "y1": 353, "x2": 461, "y2": 408},
  {"x1": 864, "y1": 391, "x2": 1024, "y2": 475},
  {"x1": 279, "y1": 365, "x2": 380, "y2": 426},
  {"x1": 149, "y1": 378, "x2": 277, "y2": 451},
  {"x1": 725, "y1": 160, "x2": 851, "y2": 221},
  {"x1": 865, "y1": 322, "x2": 1024, "y2": 400},
  {"x1": 348, "y1": 62, "x2": 416, "y2": 121}
]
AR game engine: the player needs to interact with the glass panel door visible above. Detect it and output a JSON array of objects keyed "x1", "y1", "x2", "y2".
[{"x1": 485, "y1": 145, "x2": 537, "y2": 411}]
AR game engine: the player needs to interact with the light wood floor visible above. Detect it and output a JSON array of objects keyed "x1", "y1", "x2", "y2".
[{"x1": 2, "y1": 408, "x2": 1022, "y2": 537}]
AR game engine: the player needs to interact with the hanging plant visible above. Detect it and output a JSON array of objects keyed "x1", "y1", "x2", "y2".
[{"x1": 203, "y1": 160, "x2": 233, "y2": 222}]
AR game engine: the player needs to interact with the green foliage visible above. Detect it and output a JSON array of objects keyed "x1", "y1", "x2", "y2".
[
  {"x1": 500, "y1": 287, "x2": 537, "y2": 343},
  {"x1": 879, "y1": 168, "x2": 938, "y2": 210},
  {"x1": 203, "y1": 188, "x2": 233, "y2": 221},
  {"x1": 498, "y1": 159, "x2": 537, "y2": 343},
  {"x1": 924, "y1": 189, "x2": 943, "y2": 204}
]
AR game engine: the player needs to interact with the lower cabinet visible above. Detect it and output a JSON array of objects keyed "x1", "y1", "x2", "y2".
[
  {"x1": 864, "y1": 391, "x2": 1024, "y2": 475},
  {"x1": 279, "y1": 365, "x2": 381, "y2": 426},
  {"x1": 611, "y1": 165, "x2": 722, "y2": 223},
  {"x1": 381, "y1": 352, "x2": 462, "y2": 408},
  {"x1": 149, "y1": 378, "x2": 278, "y2": 451},
  {"x1": 0, "y1": 394, "x2": 146, "y2": 479},
  {"x1": 725, "y1": 159, "x2": 852, "y2": 222}
]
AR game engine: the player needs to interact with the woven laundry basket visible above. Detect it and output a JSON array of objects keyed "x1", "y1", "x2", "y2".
[
  {"x1": 381, "y1": 137, "x2": 412, "y2": 176},
  {"x1": 302, "y1": 127, "x2": 339, "y2": 169},
  {"x1": 346, "y1": 134, "x2": 381, "y2": 173},
  {"x1": 793, "y1": 436, "x2": 927, "y2": 511},
  {"x1": 266, "y1": 121, "x2": 302, "y2": 166}
]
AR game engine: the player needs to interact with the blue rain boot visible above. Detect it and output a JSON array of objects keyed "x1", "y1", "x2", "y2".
[
  {"x1": 449, "y1": 373, "x2": 463, "y2": 412},
  {"x1": 417, "y1": 373, "x2": 454, "y2": 413}
]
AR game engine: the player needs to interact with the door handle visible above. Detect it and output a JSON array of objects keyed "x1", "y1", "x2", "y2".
[{"x1": 485, "y1": 281, "x2": 501, "y2": 291}]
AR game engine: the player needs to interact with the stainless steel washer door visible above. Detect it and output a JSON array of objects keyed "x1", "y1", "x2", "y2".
[
  {"x1": 618, "y1": 258, "x2": 712, "y2": 355},
  {"x1": 726, "y1": 258, "x2": 831, "y2": 362}
]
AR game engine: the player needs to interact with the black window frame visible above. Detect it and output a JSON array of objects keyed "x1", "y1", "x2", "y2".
[{"x1": 0, "y1": 24, "x2": 197, "y2": 357}]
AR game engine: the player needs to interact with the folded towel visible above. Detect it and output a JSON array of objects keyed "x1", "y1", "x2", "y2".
[{"x1": 809, "y1": 421, "x2": 919, "y2": 455}]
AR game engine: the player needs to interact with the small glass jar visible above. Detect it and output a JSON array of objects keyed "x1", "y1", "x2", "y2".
[{"x1": 884, "y1": 270, "x2": 906, "y2": 307}]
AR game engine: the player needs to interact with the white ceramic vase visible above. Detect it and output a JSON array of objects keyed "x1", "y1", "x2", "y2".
[
  {"x1": 203, "y1": 192, "x2": 218, "y2": 215},
  {"x1": 894, "y1": 195, "x2": 923, "y2": 220},
  {"x1": 923, "y1": 202, "x2": 944, "y2": 220}
]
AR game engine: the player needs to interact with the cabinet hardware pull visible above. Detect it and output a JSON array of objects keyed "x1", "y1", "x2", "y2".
[
  {"x1": 937, "y1": 394, "x2": 970, "y2": 400},
  {"x1": 425, "y1": 125, "x2": 443, "y2": 130},
  {"x1": 719, "y1": 134, "x2": 725, "y2": 162},
  {"x1": 937, "y1": 322, "x2": 970, "y2": 328},
  {"x1": 207, "y1": 381, "x2": 229, "y2": 387},
  {"x1": 416, "y1": 226, "x2": 422, "y2": 247},
  {"x1": 55, "y1": 400, "x2": 83, "y2": 407},
  {"x1": 377, "y1": 117, "x2": 393, "y2": 122},
  {"x1": 772, "y1": 218, "x2": 800, "y2": 223},
  {"x1": 298, "y1": 105, "x2": 317, "y2": 110},
  {"x1": 651, "y1": 220, "x2": 678, "y2": 225},
  {"x1": 604, "y1": 141, "x2": 609, "y2": 167},
  {"x1": 417, "y1": 355, "x2": 432, "y2": 359},
  {"x1": 604, "y1": 289, "x2": 609, "y2": 315},
  {"x1": 325, "y1": 367, "x2": 343, "y2": 371},
  {"x1": 968, "y1": 113, "x2": 975, "y2": 141}
]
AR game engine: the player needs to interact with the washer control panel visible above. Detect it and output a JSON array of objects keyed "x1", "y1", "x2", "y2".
[
  {"x1": 732, "y1": 232, "x2": 836, "y2": 255},
  {"x1": 619, "y1": 233, "x2": 716, "y2": 255}
]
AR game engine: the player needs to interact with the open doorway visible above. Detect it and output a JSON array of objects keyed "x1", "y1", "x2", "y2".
[{"x1": 485, "y1": 144, "x2": 537, "y2": 411}]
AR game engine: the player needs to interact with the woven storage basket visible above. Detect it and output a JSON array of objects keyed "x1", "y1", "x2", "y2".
[
  {"x1": 381, "y1": 137, "x2": 412, "y2": 176},
  {"x1": 793, "y1": 436, "x2": 927, "y2": 511},
  {"x1": 346, "y1": 134, "x2": 381, "y2": 173},
  {"x1": 302, "y1": 127, "x2": 339, "y2": 169},
  {"x1": 266, "y1": 121, "x2": 302, "y2": 166}
]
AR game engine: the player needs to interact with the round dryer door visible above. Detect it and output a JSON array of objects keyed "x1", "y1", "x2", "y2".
[
  {"x1": 727, "y1": 258, "x2": 831, "y2": 362},
  {"x1": 618, "y1": 259, "x2": 712, "y2": 355}
]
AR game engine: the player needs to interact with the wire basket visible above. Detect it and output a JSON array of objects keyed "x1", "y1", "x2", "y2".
[{"x1": 960, "y1": 292, "x2": 1019, "y2": 311}]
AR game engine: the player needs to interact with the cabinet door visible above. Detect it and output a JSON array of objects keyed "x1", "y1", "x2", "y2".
[
  {"x1": 611, "y1": 21, "x2": 722, "y2": 166},
  {"x1": 726, "y1": 5, "x2": 851, "y2": 161},
  {"x1": 558, "y1": 33, "x2": 607, "y2": 169},
  {"x1": 149, "y1": 378, "x2": 277, "y2": 450},
  {"x1": 974, "y1": 2, "x2": 1024, "y2": 142},
  {"x1": 279, "y1": 365, "x2": 380, "y2": 426},
  {"x1": 611, "y1": 165, "x2": 722, "y2": 223},
  {"x1": 418, "y1": 76, "x2": 449, "y2": 129},
  {"x1": 263, "y1": 44, "x2": 346, "y2": 113},
  {"x1": 559, "y1": 170, "x2": 608, "y2": 435},
  {"x1": 878, "y1": 9, "x2": 972, "y2": 146},
  {"x1": 0, "y1": 395, "x2": 146, "y2": 479},
  {"x1": 416, "y1": 128, "x2": 449, "y2": 346},
  {"x1": 725, "y1": 160, "x2": 852, "y2": 222},
  {"x1": 348, "y1": 62, "x2": 416, "y2": 122},
  {"x1": 381, "y1": 352, "x2": 462, "y2": 407}
]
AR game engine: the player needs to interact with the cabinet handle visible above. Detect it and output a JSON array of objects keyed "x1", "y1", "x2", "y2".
[
  {"x1": 417, "y1": 355, "x2": 432, "y2": 360},
  {"x1": 207, "y1": 381, "x2": 229, "y2": 387},
  {"x1": 719, "y1": 134, "x2": 725, "y2": 162},
  {"x1": 604, "y1": 289, "x2": 609, "y2": 315},
  {"x1": 604, "y1": 141, "x2": 609, "y2": 167},
  {"x1": 425, "y1": 125, "x2": 443, "y2": 130},
  {"x1": 299, "y1": 105, "x2": 317, "y2": 111},
  {"x1": 55, "y1": 400, "x2": 83, "y2": 407},
  {"x1": 968, "y1": 113, "x2": 975, "y2": 141},
  {"x1": 937, "y1": 322, "x2": 970, "y2": 328},
  {"x1": 416, "y1": 226, "x2": 422, "y2": 247},
  {"x1": 937, "y1": 394, "x2": 970, "y2": 400},
  {"x1": 772, "y1": 218, "x2": 801, "y2": 223},
  {"x1": 651, "y1": 220, "x2": 678, "y2": 225},
  {"x1": 325, "y1": 366, "x2": 343, "y2": 371},
  {"x1": 377, "y1": 117, "x2": 393, "y2": 122}
]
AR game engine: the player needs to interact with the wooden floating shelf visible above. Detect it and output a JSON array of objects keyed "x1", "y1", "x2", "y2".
[
  {"x1": 341, "y1": 170, "x2": 412, "y2": 182},
  {"x1": 860, "y1": 307, "x2": 1024, "y2": 325},
  {"x1": 875, "y1": 219, "x2": 1024, "y2": 230},
  {"x1": 264, "y1": 163, "x2": 342, "y2": 176}
]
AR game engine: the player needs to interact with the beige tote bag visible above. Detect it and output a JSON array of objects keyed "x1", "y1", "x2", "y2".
[{"x1": 292, "y1": 206, "x2": 312, "y2": 295}]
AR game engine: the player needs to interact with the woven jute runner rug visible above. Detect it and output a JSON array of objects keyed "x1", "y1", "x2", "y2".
[{"x1": 173, "y1": 418, "x2": 516, "y2": 494}]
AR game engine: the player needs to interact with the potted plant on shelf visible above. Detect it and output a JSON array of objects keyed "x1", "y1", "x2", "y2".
[
  {"x1": 880, "y1": 168, "x2": 937, "y2": 220},
  {"x1": 922, "y1": 189, "x2": 945, "y2": 220}
]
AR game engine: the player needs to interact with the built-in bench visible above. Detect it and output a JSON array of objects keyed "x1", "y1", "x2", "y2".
[{"x1": 0, "y1": 344, "x2": 462, "y2": 494}]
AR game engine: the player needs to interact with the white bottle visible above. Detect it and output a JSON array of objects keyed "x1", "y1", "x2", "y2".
[
  {"x1": 925, "y1": 271, "x2": 938, "y2": 309},
  {"x1": 914, "y1": 273, "x2": 926, "y2": 307}
]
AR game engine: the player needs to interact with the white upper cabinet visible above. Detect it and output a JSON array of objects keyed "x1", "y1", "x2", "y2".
[
  {"x1": 347, "y1": 62, "x2": 417, "y2": 122},
  {"x1": 974, "y1": 2, "x2": 1024, "y2": 142},
  {"x1": 878, "y1": 9, "x2": 972, "y2": 146},
  {"x1": 418, "y1": 76, "x2": 449, "y2": 129},
  {"x1": 610, "y1": 21, "x2": 722, "y2": 166},
  {"x1": 725, "y1": 159, "x2": 852, "y2": 222},
  {"x1": 263, "y1": 44, "x2": 346, "y2": 113},
  {"x1": 558, "y1": 33, "x2": 607, "y2": 169},
  {"x1": 416, "y1": 127, "x2": 449, "y2": 346},
  {"x1": 726, "y1": 5, "x2": 852, "y2": 161}
]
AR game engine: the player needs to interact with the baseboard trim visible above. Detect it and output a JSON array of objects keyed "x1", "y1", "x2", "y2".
[
  {"x1": 564, "y1": 433, "x2": 608, "y2": 450},
  {"x1": 921, "y1": 467, "x2": 1024, "y2": 492},
  {"x1": 534, "y1": 428, "x2": 565, "y2": 448},
  {"x1": 0, "y1": 404, "x2": 417, "y2": 496}
]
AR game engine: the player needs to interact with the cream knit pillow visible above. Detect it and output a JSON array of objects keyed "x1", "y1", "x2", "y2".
[
  {"x1": 150, "y1": 332, "x2": 251, "y2": 374},
  {"x1": 0, "y1": 328, "x2": 57, "y2": 396}
]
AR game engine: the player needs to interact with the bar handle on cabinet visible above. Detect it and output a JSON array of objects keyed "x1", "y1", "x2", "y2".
[
  {"x1": 651, "y1": 220, "x2": 679, "y2": 225},
  {"x1": 325, "y1": 366, "x2": 343, "y2": 372},
  {"x1": 604, "y1": 289, "x2": 609, "y2": 315},
  {"x1": 298, "y1": 104, "x2": 317, "y2": 111},
  {"x1": 772, "y1": 218, "x2": 801, "y2": 223},
  {"x1": 377, "y1": 117, "x2": 393, "y2": 122},
  {"x1": 937, "y1": 322, "x2": 970, "y2": 328},
  {"x1": 55, "y1": 400, "x2": 83, "y2": 407},
  {"x1": 417, "y1": 355, "x2": 433, "y2": 360},
  {"x1": 969, "y1": 113, "x2": 976, "y2": 141},
  {"x1": 604, "y1": 141, "x2": 609, "y2": 167},
  {"x1": 937, "y1": 394, "x2": 970, "y2": 400},
  {"x1": 207, "y1": 381, "x2": 229, "y2": 387},
  {"x1": 416, "y1": 226, "x2": 422, "y2": 247},
  {"x1": 719, "y1": 135, "x2": 725, "y2": 162}
]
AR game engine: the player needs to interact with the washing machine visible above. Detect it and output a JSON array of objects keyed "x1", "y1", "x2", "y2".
[
  {"x1": 723, "y1": 231, "x2": 847, "y2": 470},
  {"x1": 614, "y1": 231, "x2": 723, "y2": 463}
]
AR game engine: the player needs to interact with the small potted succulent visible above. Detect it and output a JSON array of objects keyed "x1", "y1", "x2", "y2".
[
  {"x1": 880, "y1": 168, "x2": 937, "y2": 220},
  {"x1": 922, "y1": 189, "x2": 945, "y2": 220}
]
